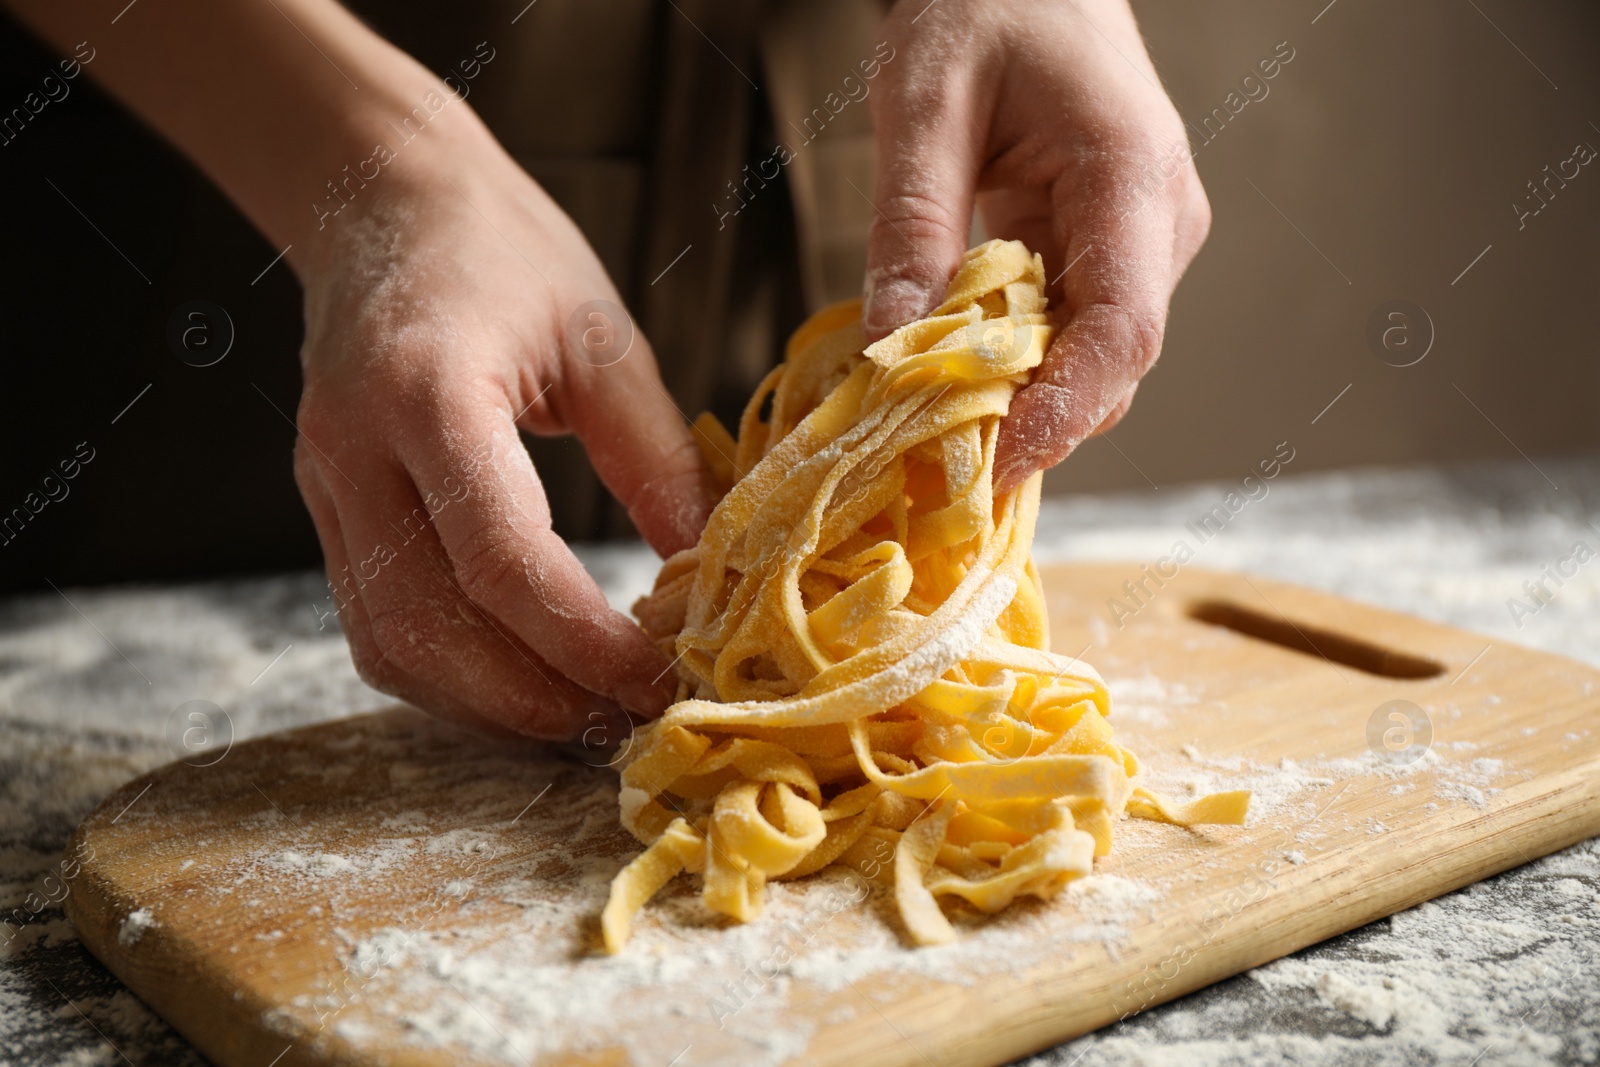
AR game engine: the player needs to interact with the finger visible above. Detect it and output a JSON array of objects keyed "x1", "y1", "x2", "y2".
[
  {"x1": 1172, "y1": 175, "x2": 1213, "y2": 283},
  {"x1": 298, "y1": 440, "x2": 487, "y2": 729},
  {"x1": 315, "y1": 447, "x2": 633, "y2": 742},
  {"x1": 993, "y1": 163, "x2": 1181, "y2": 493},
  {"x1": 297, "y1": 401, "x2": 626, "y2": 739},
  {"x1": 398, "y1": 390, "x2": 680, "y2": 719},
  {"x1": 295, "y1": 438, "x2": 352, "y2": 640},
  {"x1": 862, "y1": 48, "x2": 987, "y2": 341},
  {"x1": 1089, "y1": 381, "x2": 1138, "y2": 438},
  {"x1": 551, "y1": 312, "x2": 716, "y2": 556}
]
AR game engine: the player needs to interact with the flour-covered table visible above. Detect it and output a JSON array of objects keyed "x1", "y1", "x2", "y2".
[{"x1": 3, "y1": 456, "x2": 1598, "y2": 1067}]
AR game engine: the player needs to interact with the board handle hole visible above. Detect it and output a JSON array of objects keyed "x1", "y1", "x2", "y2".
[{"x1": 1185, "y1": 599, "x2": 1445, "y2": 679}]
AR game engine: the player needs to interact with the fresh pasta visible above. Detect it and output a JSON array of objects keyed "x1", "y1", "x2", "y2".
[{"x1": 602, "y1": 239, "x2": 1249, "y2": 952}]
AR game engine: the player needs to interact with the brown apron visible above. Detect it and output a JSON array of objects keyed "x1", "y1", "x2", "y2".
[{"x1": 445, "y1": 0, "x2": 888, "y2": 539}]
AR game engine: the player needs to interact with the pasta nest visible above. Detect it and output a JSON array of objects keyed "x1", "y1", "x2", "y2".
[{"x1": 602, "y1": 239, "x2": 1247, "y2": 952}]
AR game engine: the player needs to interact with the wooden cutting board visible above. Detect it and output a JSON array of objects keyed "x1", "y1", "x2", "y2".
[{"x1": 64, "y1": 564, "x2": 1600, "y2": 1067}]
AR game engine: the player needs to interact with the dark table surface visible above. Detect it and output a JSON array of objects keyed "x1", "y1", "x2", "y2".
[{"x1": 3, "y1": 456, "x2": 1598, "y2": 1067}]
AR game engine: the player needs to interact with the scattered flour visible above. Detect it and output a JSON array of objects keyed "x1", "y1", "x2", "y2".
[
  {"x1": 268, "y1": 850, "x2": 359, "y2": 876},
  {"x1": 219, "y1": 694, "x2": 1548, "y2": 1067},
  {"x1": 116, "y1": 908, "x2": 156, "y2": 947},
  {"x1": 7, "y1": 459, "x2": 1600, "y2": 1065},
  {"x1": 315, "y1": 861, "x2": 1171, "y2": 1067}
]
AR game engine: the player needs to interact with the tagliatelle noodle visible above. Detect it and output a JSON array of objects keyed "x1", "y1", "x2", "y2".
[{"x1": 602, "y1": 239, "x2": 1250, "y2": 952}]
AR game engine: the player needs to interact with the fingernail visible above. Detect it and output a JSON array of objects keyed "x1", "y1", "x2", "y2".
[
  {"x1": 864, "y1": 277, "x2": 933, "y2": 336},
  {"x1": 617, "y1": 677, "x2": 673, "y2": 718}
]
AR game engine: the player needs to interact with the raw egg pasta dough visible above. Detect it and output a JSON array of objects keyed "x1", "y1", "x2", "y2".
[{"x1": 602, "y1": 240, "x2": 1249, "y2": 951}]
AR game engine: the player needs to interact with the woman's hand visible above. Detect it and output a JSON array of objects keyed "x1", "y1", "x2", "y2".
[
  {"x1": 294, "y1": 119, "x2": 714, "y2": 740},
  {"x1": 863, "y1": 0, "x2": 1211, "y2": 491},
  {"x1": 2, "y1": 0, "x2": 714, "y2": 741}
]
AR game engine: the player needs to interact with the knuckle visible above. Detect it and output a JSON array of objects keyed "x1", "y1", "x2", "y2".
[
  {"x1": 387, "y1": 366, "x2": 457, "y2": 428},
  {"x1": 1109, "y1": 134, "x2": 1196, "y2": 213},
  {"x1": 294, "y1": 394, "x2": 340, "y2": 454},
  {"x1": 1187, "y1": 183, "x2": 1213, "y2": 233},
  {"x1": 626, "y1": 446, "x2": 714, "y2": 551},
  {"x1": 632, "y1": 435, "x2": 704, "y2": 498},
  {"x1": 1100, "y1": 391, "x2": 1135, "y2": 434},
  {"x1": 1087, "y1": 301, "x2": 1166, "y2": 374},
  {"x1": 450, "y1": 522, "x2": 524, "y2": 603},
  {"x1": 345, "y1": 625, "x2": 403, "y2": 692},
  {"x1": 365, "y1": 600, "x2": 439, "y2": 675},
  {"x1": 349, "y1": 648, "x2": 393, "y2": 691},
  {"x1": 873, "y1": 191, "x2": 968, "y2": 247},
  {"x1": 1178, "y1": 184, "x2": 1214, "y2": 256},
  {"x1": 291, "y1": 438, "x2": 319, "y2": 493},
  {"x1": 1121, "y1": 128, "x2": 1178, "y2": 168}
]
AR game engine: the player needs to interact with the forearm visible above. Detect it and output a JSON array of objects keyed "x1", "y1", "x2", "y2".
[{"x1": 4, "y1": 0, "x2": 495, "y2": 274}]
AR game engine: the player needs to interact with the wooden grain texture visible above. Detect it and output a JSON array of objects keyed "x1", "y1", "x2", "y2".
[{"x1": 64, "y1": 564, "x2": 1600, "y2": 1067}]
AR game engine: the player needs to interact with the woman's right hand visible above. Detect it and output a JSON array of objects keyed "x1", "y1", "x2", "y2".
[
  {"x1": 292, "y1": 112, "x2": 715, "y2": 741},
  {"x1": 3, "y1": 0, "x2": 714, "y2": 741}
]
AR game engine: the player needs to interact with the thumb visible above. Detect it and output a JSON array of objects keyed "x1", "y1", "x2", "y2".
[{"x1": 863, "y1": 64, "x2": 985, "y2": 342}]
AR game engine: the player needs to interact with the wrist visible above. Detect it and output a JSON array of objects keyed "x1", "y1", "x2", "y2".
[{"x1": 286, "y1": 73, "x2": 507, "y2": 281}]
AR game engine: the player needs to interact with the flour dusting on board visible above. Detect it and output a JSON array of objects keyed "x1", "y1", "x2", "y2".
[
  {"x1": 117, "y1": 682, "x2": 1521, "y2": 1067},
  {"x1": 312, "y1": 827, "x2": 1168, "y2": 1066},
  {"x1": 117, "y1": 908, "x2": 156, "y2": 947}
]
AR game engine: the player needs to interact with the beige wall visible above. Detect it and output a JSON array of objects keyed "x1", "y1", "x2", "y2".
[
  {"x1": 1046, "y1": 0, "x2": 1600, "y2": 496},
  {"x1": 384, "y1": 0, "x2": 1600, "y2": 518}
]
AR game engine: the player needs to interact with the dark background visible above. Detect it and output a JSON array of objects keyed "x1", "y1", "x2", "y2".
[{"x1": 3, "y1": 0, "x2": 1598, "y2": 595}]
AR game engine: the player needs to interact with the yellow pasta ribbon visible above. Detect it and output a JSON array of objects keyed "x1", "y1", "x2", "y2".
[{"x1": 601, "y1": 239, "x2": 1250, "y2": 952}]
